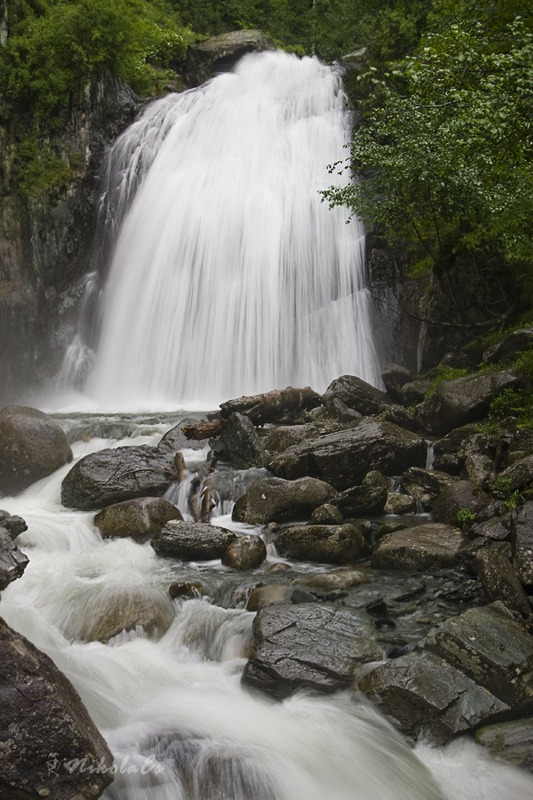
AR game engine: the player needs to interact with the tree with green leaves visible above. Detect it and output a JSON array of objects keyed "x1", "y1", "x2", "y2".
[{"x1": 324, "y1": 12, "x2": 533, "y2": 324}]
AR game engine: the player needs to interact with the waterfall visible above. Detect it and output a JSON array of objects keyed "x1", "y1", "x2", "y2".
[{"x1": 81, "y1": 51, "x2": 380, "y2": 410}]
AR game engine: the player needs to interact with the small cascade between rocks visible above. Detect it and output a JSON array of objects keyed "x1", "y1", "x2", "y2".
[{"x1": 60, "y1": 50, "x2": 381, "y2": 410}]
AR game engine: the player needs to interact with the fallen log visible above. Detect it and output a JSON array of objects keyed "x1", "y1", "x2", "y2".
[
  {"x1": 181, "y1": 418, "x2": 225, "y2": 440},
  {"x1": 220, "y1": 386, "x2": 322, "y2": 425}
]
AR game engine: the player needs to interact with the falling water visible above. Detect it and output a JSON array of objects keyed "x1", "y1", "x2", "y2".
[{"x1": 84, "y1": 51, "x2": 380, "y2": 409}]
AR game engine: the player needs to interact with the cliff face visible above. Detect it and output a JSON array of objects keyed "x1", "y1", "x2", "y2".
[{"x1": 0, "y1": 76, "x2": 138, "y2": 403}]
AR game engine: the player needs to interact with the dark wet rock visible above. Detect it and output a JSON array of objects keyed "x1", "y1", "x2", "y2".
[
  {"x1": 275, "y1": 523, "x2": 368, "y2": 565},
  {"x1": 359, "y1": 649, "x2": 509, "y2": 743},
  {"x1": 268, "y1": 419, "x2": 426, "y2": 491},
  {"x1": 158, "y1": 417, "x2": 209, "y2": 452},
  {"x1": 246, "y1": 585, "x2": 295, "y2": 611},
  {"x1": 372, "y1": 523, "x2": 468, "y2": 571},
  {"x1": 0, "y1": 617, "x2": 114, "y2": 799},
  {"x1": 475, "y1": 718, "x2": 533, "y2": 772},
  {"x1": 381, "y1": 363, "x2": 414, "y2": 403},
  {"x1": 384, "y1": 491, "x2": 417, "y2": 515},
  {"x1": 297, "y1": 569, "x2": 368, "y2": 593},
  {"x1": 462, "y1": 434, "x2": 496, "y2": 487},
  {"x1": 482, "y1": 328, "x2": 533, "y2": 364},
  {"x1": 511, "y1": 502, "x2": 533, "y2": 586},
  {"x1": 322, "y1": 374, "x2": 396, "y2": 418},
  {"x1": 432, "y1": 424, "x2": 479, "y2": 474},
  {"x1": 77, "y1": 589, "x2": 174, "y2": 643},
  {"x1": 473, "y1": 545, "x2": 532, "y2": 618},
  {"x1": 221, "y1": 534, "x2": 267, "y2": 570},
  {"x1": 432, "y1": 480, "x2": 492, "y2": 527},
  {"x1": 425, "y1": 603, "x2": 533, "y2": 710},
  {"x1": 309, "y1": 503, "x2": 344, "y2": 525},
  {"x1": 418, "y1": 370, "x2": 520, "y2": 435},
  {"x1": 0, "y1": 528, "x2": 29, "y2": 591},
  {"x1": 169, "y1": 581, "x2": 205, "y2": 600},
  {"x1": 94, "y1": 497, "x2": 183, "y2": 542},
  {"x1": 334, "y1": 470, "x2": 389, "y2": 517},
  {"x1": 186, "y1": 30, "x2": 276, "y2": 86},
  {"x1": 0, "y1": 510, "x2": 27, "y2": 539},
  {"x1": 151, "y1": 520, "x2": 237, "y2": 561},
  {"x1": 262, "y1": 424, "x2": 319, "y2": 455},
  {"x1": 61, "y1": 445, "x2": 176, "y2": 511},
  {"x1": 497, "y1": 455, "x2": 533, "y2": 492},
  {"x1": 219, "y1": 412, "x2": 268, "y2": 469},
  {"x1": 400, "y1": 467, "x2": 456, "y2": 510},
  {"x1": 0, "y1": 405, "x2": 72, "y2": 495},
  {"x1": 242, "y1": 603, "x2": 381, "y2": 700},
  {"x1": 232, "y1": 476, "x2": 338, "y2": 524},
  {"x1": 398, "y1": 378, "x2": 432, "y2": 406},
  {"x1": 470, "y1": 515, "x2": 511, "y2": 541}
]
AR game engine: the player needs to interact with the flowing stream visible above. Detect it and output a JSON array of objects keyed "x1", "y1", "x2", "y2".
[
  {"x1": 61, "y1": 51, "x2": 381, "y2": 409},
  {"x1": 2, "y1": 417, "x2": 533, "y2": 800}
]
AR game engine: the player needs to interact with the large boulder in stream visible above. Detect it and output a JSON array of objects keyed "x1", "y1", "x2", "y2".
[
  {"x1": 61, "y1": 445, "x2": 177, "y2": 511},
  {"x1": 242, "y1": 603, "x2": 381, "y2": 700},
  {"x1": 0, "y1": 406, "x2": 72, "y2": 496},
  {"x1": 371, "y1": 523, "x2": 468, "y2": 571},
  {"x1": 359, "y1": 602, "x2": 533, "y2": 743},
  {"x1": 0, "y1": 617, "x2": 114, "y2": 799},
  {"x1": 151, "y1": 520, "x2": 237, "y2": 561},
  {"x1": 275, "y1": 522, "x2": 368, "y2": 564},
  {"x1": 232, "y1": 475, "x2": 338, "y2": 524},
  {"x1": 418, "y1": 370, "x2": 520, "y2": 435},
  {"x1": 0, "y1": 527, "x2": 29, "y2": 591},
  {"x1": 93, "y1": 497, "x2": 183, "y2": 542},
  {"x1": 268, "y1": 420, "x2": 426, "y2": 490}
]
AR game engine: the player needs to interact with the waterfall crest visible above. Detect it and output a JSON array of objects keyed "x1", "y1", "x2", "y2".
[{"x1": 85, "y1": 51, "x2": 380, "y2": 409}]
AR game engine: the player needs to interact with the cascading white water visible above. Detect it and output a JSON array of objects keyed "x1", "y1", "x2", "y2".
[
  {"x1": 2, "y1": 425, "x2": 533, "y2": 800},
  {"x1": 86, "y1": 51, "x2": 380, "y2": 409}
]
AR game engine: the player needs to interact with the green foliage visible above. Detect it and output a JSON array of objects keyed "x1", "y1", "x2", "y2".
[
  {"x1": 424, "y1": 365, "x2": 470, "y2": 398},
  {"x1": 489, "y1": 387, "x2": 533, "y2": 428},
  {"x1": 456, "y1": 507, "x2": 476, "y2": 530},
  {"x1": 324, "y1": 12, "x2": 533, "y2": 316}
]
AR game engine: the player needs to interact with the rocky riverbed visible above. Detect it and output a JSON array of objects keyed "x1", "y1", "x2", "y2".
[{"x1": 1, "y1": 330, "x2": 533, "y2": 796}]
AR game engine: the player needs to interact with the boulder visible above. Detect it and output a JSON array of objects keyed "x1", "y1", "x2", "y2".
[
  {"x1": 322, "y1": 374, "x2": 395, "y2": 418},
  {"x1": 309, "y1": 503, "x2": 344, "y2": 525},
  {"x1": 418, "y1": 370, "x2": 520, "y2": 435},
  {"x1": 0, "y1": 528, "x2": 29, "y2": 591},
  {"x1": 476, "y1": 718, "x2": 533, "y2": 772},
  {"x1": 94, "y1": 497, "x2": 183, "y2": 542},
  {"x1": 334, "y1": 470, "x2": 389, "y2": 517},
  {"x1": 359, "y1": 649, "x2": 509, "y2": 744},
  {"x1": 0, "y1": 509, "x2": 27, "y2": 539},
  {"x1": 381, "y1": 363, "x2": 414, "y2": 403},
  {"x1": 511, "y1": 502, "x2": 533, "y2": 586},
  {"x1": 432, "y1": 424, "x2": 478, "y2": 474},
  {"x1": 268, "y1": 419, "x2": 426, "y2": 490},
  {"x1": 482, "y1": 328, "x2": 533, "y2": 364},
  {"x1": 432, "y1": 480, "x2": 492, "y2": 526},
  {"x1": 158, "y1": 417, "x2": 209, "y2": 452},
  {"x1": 425, "y1": 604, "x2": 533, "y2": 711},
  {"x1": 221, "y1": 534, "x2": 267, "y2": 570},
  {"x1": 473, "y1": 545, "x2": 532, "y2": 618},
  {"x1": 246, "y1": 585, "x2": 296, "y2": 611},
  {"x1": 371, "y1": 523, "x2": 467, "y2": 571},
  {"x1": 219, "y1": 412, "x2": 267, "y2": 469},
  {"x1": 0, "y1": 405, "x2": 72, "y2": 495},
  {"x1": 0, "y1": 617, "x2": 114, "y2": 799},
  {"x1": 297, "y1": 569, "x2": 368, "y2": 594},
  {"x1": 384, "y1": 492, "x2": 417, "y2": 515},
  {"x1": 400, "y1": 467, "x2": 455, "y2": 510},
  {"x1": 262, "y1": 424, "x2": 318, "y2": 456},
  {"x1": 398, "y1": 378, "x2": 432, "y2": 406},
  {"x1": 232, "y1": 476, "x2": 338, "y2": 524},
  {"x1": 497, "y1": 455, "x2": 533, "y2": 492},
  {"x1": 186, "y1": 30, "x2": 276, "y2": 86},
  {"x1": 242, "y1": 603, "x2": 381, "y2": 700},
  {"x1": 151, "y1": 520, "x2": 236, "y2": 561},
  {"x1": 61, "y1": 445, "x2": 176, "y2": 511},
  {"x1": 76, "y1": 589, "x2": 174, "y2": 643},
  {"x1": 275, "y1": 523, "x2": 368, "y2": 565}
]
